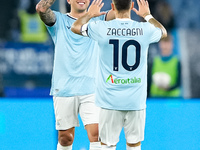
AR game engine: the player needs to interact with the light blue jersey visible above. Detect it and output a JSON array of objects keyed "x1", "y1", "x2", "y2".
[
  {"x1": 46, "y1": 11, "x2": 105, "y2": 97},
  {"x1": 84, "y1": 18, "x2": 162, "y2": 110}
]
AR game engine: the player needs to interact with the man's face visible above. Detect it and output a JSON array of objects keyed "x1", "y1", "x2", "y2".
[
  {"x1": 159, "y1": 40, "x2": 173, "y2": 56},
  {"x1": 67, "y1": 0, "x2": 91, "y2": 13}
]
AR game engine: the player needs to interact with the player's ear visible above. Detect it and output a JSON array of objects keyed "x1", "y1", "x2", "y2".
[
  {"x1": 67, "y1": 0, "x2": 71, "y2": 4},
  {"x1": 111, "y1": 3, "x2": 115, "y2": 11},
  {"x1": 131, "y1": 2, "x2": 134, "y2": 9}
]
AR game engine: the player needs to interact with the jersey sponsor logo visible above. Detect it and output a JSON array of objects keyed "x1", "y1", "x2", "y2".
[
  {"x1": 106, "y1": 75, "x2": 114, "y2": 83},
  {"x1": 106, "y1": 74, "x2": 141, "y2": 84}
]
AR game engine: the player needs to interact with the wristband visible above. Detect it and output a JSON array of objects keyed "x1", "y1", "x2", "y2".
[{"x1": 144, "y1": 14, "x2": 153, "y2": 22}]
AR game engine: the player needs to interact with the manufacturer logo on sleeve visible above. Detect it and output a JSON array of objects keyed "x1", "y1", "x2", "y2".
[{"x1": 106, "y1": 75, "x2": 141, "y2": 84}]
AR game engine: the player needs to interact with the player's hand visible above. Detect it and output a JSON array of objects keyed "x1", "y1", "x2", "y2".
[
  {"x1": 88, "y1": 0, "x2": 106, "y2": 17},
  {"x1": 132, "y1": 0, "x2": 151, "y2": 18}
]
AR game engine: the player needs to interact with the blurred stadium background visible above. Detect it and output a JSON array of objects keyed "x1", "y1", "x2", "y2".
[{"x1": 0, "y1": 0, "x2": 200, "y2": 150}]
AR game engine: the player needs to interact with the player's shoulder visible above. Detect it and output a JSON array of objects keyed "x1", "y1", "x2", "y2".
[
  {"x1": 53, "y1": 11, "x2": 70, "y2": 19},
  {"x1": 92, "y1": 13, "x2": 107, "y2": 21},
  {"x1": 141, "y1": 21, "x2": 157, "y2": 28},
  {"x1": 134, "y1": 21, "x2": 156, "y2": 31},
  {"x1": 134, "y1": 20, "x2": 150, "y2": 26},
  {"x1": 89, "y1": 19, "x2": 105, "y2": 26},
  {"x1": 52, "y1": 11, "x2": 63, "y2": 21},
  {"x1": 54, "y1": 12, "x2": 74, "y2": 25},
  {"x1": 52, "y1": 10, "x2": 60, "y2": 16}
]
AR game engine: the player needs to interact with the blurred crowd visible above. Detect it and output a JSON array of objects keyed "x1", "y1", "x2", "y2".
[
  {"x1": 1, "y1": 0, "x2": 200, "y2": 42},
  {"x1": 0, "y1": 0, "x2": 200, "y2": 98}
]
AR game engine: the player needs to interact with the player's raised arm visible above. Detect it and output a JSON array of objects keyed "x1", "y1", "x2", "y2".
[
  {"x1": 36, "y1": 0, "x2": 56, "y2": 26},
  {"x1": 71, "y1": 0, "x2": 106, "y2": 35},
  {"x1": 132, "y1": 0, "x2": 167, "y2": 39}
]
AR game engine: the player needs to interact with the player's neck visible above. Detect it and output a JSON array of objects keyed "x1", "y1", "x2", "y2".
[
  {"x1": 115, "y1": 11, "x2": 130, "y2": 19},
  {"x1": 69, "y1": 9, "x2": 87, "y2": 19}
]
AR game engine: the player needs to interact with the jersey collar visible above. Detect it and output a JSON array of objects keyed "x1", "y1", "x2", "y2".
[
  {"x1": 115, "y1": 18, "x2": 131, "y2": 21},
  {"x1": 66, "y1": 13, "x2": 77, "y2": 20}
]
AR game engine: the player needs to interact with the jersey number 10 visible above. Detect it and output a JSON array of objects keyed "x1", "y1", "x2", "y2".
[{"x1": 109, "y1": 39, "x2": 141, "y2": 71}]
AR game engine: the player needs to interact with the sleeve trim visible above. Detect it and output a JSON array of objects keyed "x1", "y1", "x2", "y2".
[{"x1": 81, "y1": 23, "x2": 89, "y2": 37}]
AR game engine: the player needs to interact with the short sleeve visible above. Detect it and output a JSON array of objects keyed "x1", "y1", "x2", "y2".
[
  {"x1": 81, "y1": 23, "x2": 89, "y2": 37},
  {"x1": 45, "y1": 11, "x2": 62, "y2": 43},
  {"x1": 146, "y1": 22, "x2": 162, "y2": 43},
  {"x1": 87, "y1": 21, "x2": 102, "y2": 41},
  {"x1": 82, "y1": 21, "x2": 102, "y2": 41},
  {"x1": 81, "y1": 13, "x2": 107, "y2": 38}
]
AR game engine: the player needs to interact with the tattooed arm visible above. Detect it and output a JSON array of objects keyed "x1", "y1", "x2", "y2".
[{"x1": 36, "y1": 0, "x2": 56, "y2": 26}]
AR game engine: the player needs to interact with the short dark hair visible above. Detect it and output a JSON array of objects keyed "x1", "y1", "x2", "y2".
[{"x1": 112, "y1": 0, "x2": 132, "y2": 12}]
